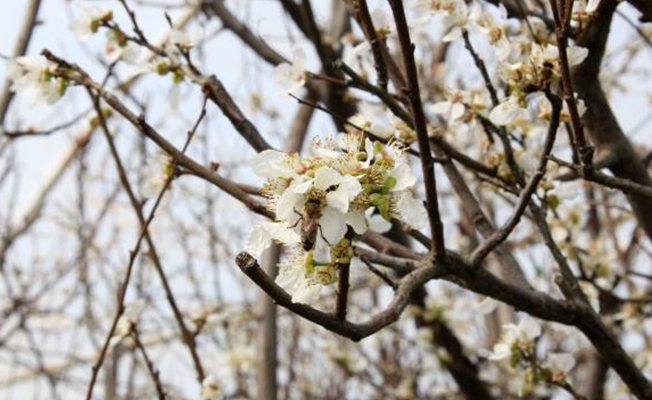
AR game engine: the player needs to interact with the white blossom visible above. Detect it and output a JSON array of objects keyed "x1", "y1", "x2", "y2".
[
  {"x1": 245, "y1": 222, "x2": 301, "y2": 257},
  {"x1": 531, "y1": 43, "x2": 589, "y2": 68},
  {"x1": 275, "y1": 252, "x2": 323, "y2": 304},
  {"x1": 489, "y1": 316, "x2": 541, "y2": 360},
  {"x1": 6, "y1": 56, "x2": 64, "y2": 105},
  {"x1": 477, "y1": 297, "x2": 498, "y2": 314},
  {"x1": 168, "y1": 26, "x2": 204, "y2": 49},
  {"x1": 105, "y1": 31, "x2": 141, "y2": 63},
  {"x1": 397, "y1": 192, "x2": 427, "y2": 230},
  {"x1": 247, "y1": 133, "x2": 419, "y2": 302},
  {"x1": 201, "y1": 375, "x2": 224, "y2": 400},
  {"x1": 114, "y1": 300, "x2": 145, "y2": 339},
  {"x1": 70, "y1": 4, "x2": 113, "y2": 41},
  {"x1": 349, "y1": 103, "x2": 395, "y2": 140},
  {"x1": 252, "y1": 149, "x2": 297, "y2": 179},
  {"x1": 489, "y1": 95, "x2": 522, "y2": 126},
  {"x1": 366, "y1": 208, "x2": 392, "y2": 233},
  {"x1": 545, "y1": 352, "x2": 576, "y2": 378},
  {"x1": 273, "y1": 49, "x2": 307, "y2": 94},
  {"x1": 431, "y1": 90, "x2": 468, "y2": 124},
  {"x1": 415, "y1": 0, "x2": 469, "y2": 42}
]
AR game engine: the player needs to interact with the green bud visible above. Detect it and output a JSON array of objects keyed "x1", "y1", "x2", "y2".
[
  {"x1": 57, "y1": 78, "x2": 69, "y2": 97},
  {"x1": 90, "y1": 20, "x2": 101, "y2": 34},
  {"x1": 172, "y1": 70, "x2": 185, "y2": 84},
  {"x1": 117, "y1": 32, "x2": 128, "y2": 47},
  {"x1": 545, "y1": 194, "x2": 560, "y2": 210},
  {"x1": 304, "y1": 251, "x2": 315, "y2": 277},
  {"x1": 156, "y1": 62, "x2": 170, "y2": 75}
]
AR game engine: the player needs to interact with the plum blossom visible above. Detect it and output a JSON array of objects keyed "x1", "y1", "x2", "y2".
[
  {"x1": 273, "y1": 49, "x2": 308, "y2": 94},
  {"x1": 531, "y1": 43, "x2": 589, "y2": 69},
  {"x1": 70, "y1": 4, "x2": 113, "y2": 41},
  {"x1": 489, "y1": 316, "x2": 542, "y2": 361},
  {"x1": 365, "y1": 208, "x2": 392, "y2": 233},
  {"x1": 168, "y1": 25, "x2": 204, "y2": 50},
  {"x1": 252, "y1": 149, "x2": 298, "y2": 179},
  {"x1": 105, "y1": 30, "x2": 141, "y2": 63},
  {"x1": 396, "y1": 192, "x2": 427, "y2": 230},
  {"x1": 469, "y1": 3, "x2": 510, "y2": 44},
  {"x1": 275, "y1": 250, "x2": 330, "y2": 304},
  {"x1": 476, "y1": 297, "x2": 499, "y2": 314},
  {"x1": 415, "y1": 0, "x2": 469, "y2": 42},
  {"x1": 348, "y1": 103, "x2": 395, "y2": 140},
  {"x1": 6, "y1": 56, "x2": 65, "y2": 105},
  {"x1": 114, "y1": 300, "x2": 145, "y2": 339},
  {"x1": 544, "y1": 352, "x2": 576, "y2": 381},
  {"x1": 431, "y1": 90, "x2": 469, "y2": 124},
  {"x1": 245, "y1": 222, "x2": 301, "y2": 257},
  {"x1": 489, "y1": 95, "x2": 523, "y2": 126},
  {"x1": 538, "y1": 93, "x2": 587, "y2": 123},
  {"x1": 201, "y1": 375, "x2": 224, "y2": 400},
  {"x1": 246, "y1": 132, "x2": 421, "y2": 303},
  {"x1": 573, "y1": 0, "x2": 601, "y2": 20}
]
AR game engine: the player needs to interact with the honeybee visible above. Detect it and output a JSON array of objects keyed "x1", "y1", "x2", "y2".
[{"x1": 300, "y1": 197, "x2": 323, "y2": 251}]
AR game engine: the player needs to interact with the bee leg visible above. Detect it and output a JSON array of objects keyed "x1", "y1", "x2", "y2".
[
  {"x1": 317, "y1": 226, "x2": 331, "y2": 246},
  {"x1": 289, "y1": 209, "x2": 302, "y2": 229}
]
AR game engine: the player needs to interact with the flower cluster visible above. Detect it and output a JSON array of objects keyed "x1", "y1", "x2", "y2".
[
  {"x1": 246, "y1": 133, "x2": 425, "y2": 303},
  {"x1": 489, "y1": 317, "x2": 577, "y2": 392},
  {"x1": 6, "y1": 57, "x2": 67, "y2": 105},
  {"x1": 414, "y1": 0, "x2": 469, "y2": 42},
  {"x1": 489, "y1": 316, "x2": 542, "y2": 363}
]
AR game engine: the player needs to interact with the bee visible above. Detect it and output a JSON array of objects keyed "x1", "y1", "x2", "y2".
[{"x1": 299, "y1": 197, "x2": 323, "y2": 251}]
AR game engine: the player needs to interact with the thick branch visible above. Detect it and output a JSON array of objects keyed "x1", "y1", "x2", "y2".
[
  {"x1": 0, "y1": 0, "x2": 43, "y2": 128},
  {"x1": 572, "y1": 0, "x2": 652, "y2": 242},
  {"x1": 387, "y1": 0, "x2": 446, "y2": 255}
]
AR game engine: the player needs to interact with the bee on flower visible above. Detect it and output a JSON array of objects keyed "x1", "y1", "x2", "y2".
[{"x1": 245, "y1": 133, "x2": 426, "y2": 303}]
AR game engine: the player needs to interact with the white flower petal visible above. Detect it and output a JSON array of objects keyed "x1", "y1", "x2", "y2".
[
  {"x1": 346, "y1": 209, "x2": 367, "y2": 234},
  {"x1": 276, "y1": 265, "x2": 303, "y2": 293},
  {"x1": 265, "y1": 222, "x2": 301, "y2": 244},
  {"x1": 391, "y1": 161, "x2": 417, "y2": 191},
  {"x1": 488, "y1": 343, "x2": 511, "y2": 361},
  {"x1": 489, "y1": 97, "x2": 521, "y2": 126},
  {"x1": 567, "y1": 45, "x2": 589, "y2": 67},
  {"x1": 339, "y1": 174, "x2": 363, "y2": 196},
  {"x1": 477, "y1": 297, "x2": 498, "y2": 315},
  {"x1": 586, "y1": 0, "x2": 601, "y2": 12},
  {"x1": 326, "y1": 189, "x2": 350, "y2": 213},
  {"x1": 292, "y1": 178, "x2": 315, "y2": 194},
  {"x1": 519, "y1": 317, "x2": 542, "y2": 341},
  {"x1": 320, "y1": 207, "x2": 347, "y2": 244},
  {"x1": 292, "y1": 282, "x2": 321, "y2": 304},
  {"x1": 245, "y1": 224, "x2": 273, "y2": 257},
  {"x1": 450, "y1": 102, "x2": 466, "y2": 121},
  {"x1": 316, "y1": 148, "x2": 340, "y2": 159},
  {"x1": 442, "y1": 27, "x2": 463, "y2": 42},
  {"x1": 367, "y1": 211, "x2": 392, "y2": 233},
  {"x1": 546, "y1": 353, "x2": 576, "y2": 374},
  {"x1": 253, "y1": 150, "x2": 294, "y2": 179},
  {"x1": 313, "y1": 236, "x2": 332, "y2": 264},
  {"x1": 276, "y1": 189, "x2": 303, "y2": 222},
  {"x1": 431, "y1": 101, "x2": 452, "y2": 115},
  {"x1": 245, "y1": 222, "x2": 300, "y2": 257},
  {"x1": 397, "y1": 193, "x2": 427, "y2": 230},
  {"x1": 314, "y1": 167, "x2": 342, "y2": 190}
]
